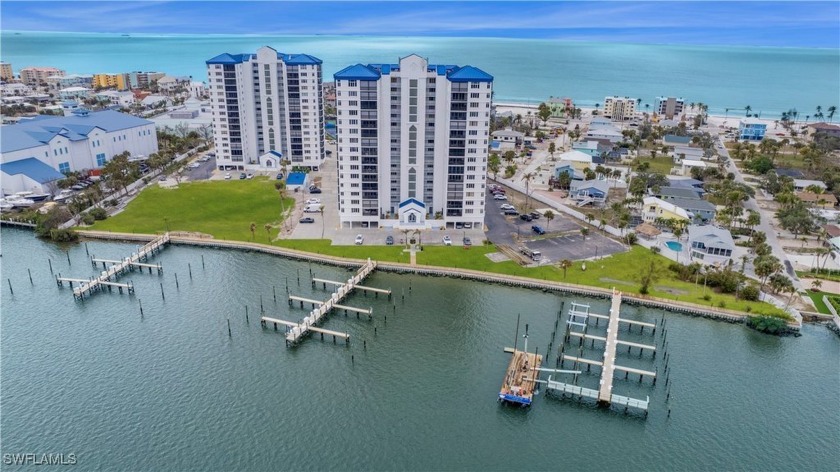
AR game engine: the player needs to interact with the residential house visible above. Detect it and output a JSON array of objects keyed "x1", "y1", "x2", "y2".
[
  {"x1": 739, "y1": 118, "x2": 767, "y2": 141},
  {"x1": 775, "y1": 168, "x2": 805, "y2": 179},
  {"x1": 655, "y1": 186, "x2": 703, "y2": 201},
  {"x1": 572, "y1": 139, "x2": 611, "y2": 158},
  {"x1": 643, "y1": 197, "x2": 690, "y2": 223},
  {"x1": 96, "y1": 90, "x2": 136, "y2": 108},
  {"x1": 586, "y1": 119, "x2": 624, "y2": 143},
  {"x1": 822, "y1": 224, "x2": 840, "y2": 239},
  {"x1": 807, "y1": 122, "x2": 840, "y2": 139},
  {"x1": 680, "y1": 159, "x2": 707, "y2": 176},
  {"x1": 663, "y1": 134, "x2": 691, "y2": 146},
  {"x1": 553, "y1": 160, "x2": 585, "y2": 181},
  {"x1": 797, "y1": 191, "x2": 837, "y2": 209},
  {"x1": 688, "y1": 225, "x2": 735, "y2": 265},
  {"x1": 548, "y1": 97, "x2": 574, "y2": 118},
  {"x1": 58, "y1": 86, "x2": 91, "y2": 100},
  {"x1": 46, "y1": 74, "x2": 93, "y2": 91},
  {"x1": 793, "y1": 179, "x2": 827, "y2": 192},
  {"x1": 569, "y1": 179, "x2": 609, "y2": 205},
  {"x1": 554, "y1": 150, "x2": 593, "y2": 169},
  {"x1": 671, "y1": 145, "x2": 705, "y2": 163},
  {"x1": 491, "y1": 128, "x2": 524, "y2": 149},
  {"x1": 141, "y1": 95, "x2": 171, "y2": 108},
  {"x1": 668, "y1": 197, "x2": 717, "y2": 223}
]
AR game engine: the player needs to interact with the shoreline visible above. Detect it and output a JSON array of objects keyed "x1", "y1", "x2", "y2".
[{"x1": 72, "y1": 229, "x2": 802, "y2": 331}]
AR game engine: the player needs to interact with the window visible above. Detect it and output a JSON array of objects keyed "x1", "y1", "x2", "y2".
[
  {"x1": 96, "y1": 153, "x2": 106, "y2": 167},
  {"x1": 58, "y1": 162, "x2": 70, "y2": 174}
]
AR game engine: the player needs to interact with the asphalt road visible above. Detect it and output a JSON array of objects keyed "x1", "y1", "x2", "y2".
[{"x1": 186, "y1": 156, "x2": 216, "y2": 181}]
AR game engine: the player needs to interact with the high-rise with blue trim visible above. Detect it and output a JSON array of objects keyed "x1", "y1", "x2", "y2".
[
  {"x1": 206, "y1": 46, "x2": 325, "y2": 171},
  {"x1": 334, "y1": 54, "x2": 493, "y2": 229}
]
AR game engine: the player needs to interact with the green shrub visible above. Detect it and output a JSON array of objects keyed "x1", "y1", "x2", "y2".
[
  {"x1": 49, "y1": 228, "x2": 78, "y2": 242},
  {"x1": 89, "y1": 207, "x2": 108, "y2": 220},
  {"x1": 747, "y1": 315, "x2": 788, "y2": 334},
  {"x1": 702, "y1": 294, "x2": 712, "y2": 301},
  {"x1": 740, "y1": 284, "x2": 760, "y2": 301},
  {"x1": 81, "y1": 213, "x2": 95, "y2": 225},
  {"x1": 650, "y1": 246, "x2": 661, "y2": 254},
  {"x1": 718, "y1": 301, "x2": 726, "y2": 308}
]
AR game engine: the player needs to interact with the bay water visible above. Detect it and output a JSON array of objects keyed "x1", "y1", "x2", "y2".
[{"x1": 1, "y1": 227, "x2": 838, "y2": 470}]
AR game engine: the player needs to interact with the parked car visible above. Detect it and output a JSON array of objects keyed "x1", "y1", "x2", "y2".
[
  {"x1": 309, "y1": 187, "x2": 322, "y2": 194},
  {"x1": 520, "y1": 214, "x2": 533, "y2": 222},
  {"x1": 276, "y1": 173, "x2": 284, "y2": 180},
  {"x1": 158, "y1": 176, "x2": 167, "y2": 182},
  {"x1": 463, "y1": 237, "x2": 472, "y2": 247},
  {"x1": 529, "y1": 212, "x2": 542, "y2": 220},
  {"x1": 503, "y1": 208, "x2": 520, "y2": 216},
  {"x1": 532, "y1": 225, "x2": 546, "y2": 235},
  {"x1": 455, "y1": 222, "x2": 464, "y2": 229},
  {"x1": 493, "y1": 194, "x2": 507, "y2": 201},
  {"x1": 299, "y1": 217, "x2": 315, "y2": 224},
  {"x1": 246, "y1": 173, "x2": 254, "y2": 179},
  {"x1": 385, "y1": 235, "x2": 394, "y2": 245},
  {"x1": 305, "y1": 198, "x2": 321, "y2": 205},
  {"x1": 355, "y1": 234, "x2": 364, "y2": 245},
  {"x1": 464, "y1": 222, "x2": 473, "y2": 229},
  {"x1": 239, "y1": 172, "x2": 246, "y2": 179},
  {"x1": 303, "y1": 205, "x2": 321, "y2": 213},
  {"x1": 224, "y1": 173, "x2": 231, "y2": 180},
  {"x1": 443, "y1": 235, "x2": 452, "y2": 246},
  {"x1": 500, "y1": 203, "x2": 515, "y2": 210}
]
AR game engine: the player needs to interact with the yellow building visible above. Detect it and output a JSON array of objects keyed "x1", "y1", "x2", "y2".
[
  {"x1": 0, "y1": 62, "x2": 13, "y2": 81},
  {"x1": 93, "y1": 73, "x2": 130, "y2": 90},
  {"x1": 643, "y1": 197, "x2": 690, "y2": 223}
]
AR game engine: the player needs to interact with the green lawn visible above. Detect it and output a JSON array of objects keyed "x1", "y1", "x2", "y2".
[
  {"x1": 92, "y1": 178, "x2": 294, "y2": 241},
  {"x1": 631, "y1": 155, "x2": 675, "y2": 175},
  {"x1": 275, "y1": 242, "x2": 789, "y2": 318},
  {"x1": 805, "y1": 291, "x2": 833, "y2": 314}
]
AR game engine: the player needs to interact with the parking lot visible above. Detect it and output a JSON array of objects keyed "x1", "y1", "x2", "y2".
[{"x1": 484, "y1": 185, "x2": 626, "y2": 263}]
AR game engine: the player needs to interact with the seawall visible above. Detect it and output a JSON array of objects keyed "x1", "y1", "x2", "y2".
[{"x1": 75, "y1": 230, "x2": 803, "y2": 331}]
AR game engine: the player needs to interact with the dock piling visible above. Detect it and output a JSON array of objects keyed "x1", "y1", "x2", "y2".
[
  {"x1": 160, "y1": 283, "x2": 165, "y2": 300},
  {"x1": 175, "y1": 273, "x2": 179, "y2": 289},
  {"x1": 28, "y1": 268, "x2": 33, "y2": 285},
  {"x1": 227, "y1": 319, "x2": 232, "y2": 337},
  {"x1": 8, "y1": 278, "x2": 13, "y2": 295},
  {"x1": 48, "y1": 259, "x2": 53, "y2": 274},
  {"x1": 188, "y1": 263, "x2": 192, "y2": 279},
  {"x1": 66, "y1": 251, "x2": 71, "y2": 266},
  {"x1": 139, "y1": 299, "x2": 143, "y2": 316},
  {"x1": 201, "y1": 255, "x2": 205, "y2": 268}
]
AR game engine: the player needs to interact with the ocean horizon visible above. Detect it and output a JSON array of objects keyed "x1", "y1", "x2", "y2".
[{"x1": 2, "y1": 31, "x2": 838, "y2": 118}]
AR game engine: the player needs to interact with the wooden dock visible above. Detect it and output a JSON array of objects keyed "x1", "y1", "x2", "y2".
[
  {"x1": 311, "y1": 277, "x2": 391, "y2": 297},
  {"x1": 262, "y1": 259, "x2": 380, "y2": 347},
  {"x1": 597, "y1": 290, "x2": 623, "y2": 403},
  {"x1": 56, "y1": 233, "x2": 169, "y2": 299}
]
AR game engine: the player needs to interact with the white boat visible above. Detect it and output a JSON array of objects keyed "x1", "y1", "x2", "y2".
[
  {"x1": 14, "y1": 191, "x2": 50, "y2": 202},
  {"x1": 5, "y1": 196, "x2": 35, "y2": 208},
  {"x1": 52, "y1": 190, "x2": 75, "y2": 202},
  {"x1": 0, "y1": 199, "x2": 15, "y2": 211}
]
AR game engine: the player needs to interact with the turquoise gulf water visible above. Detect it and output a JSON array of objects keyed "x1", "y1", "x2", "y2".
[
  {"x1": 1, "y1": 227, "x2": 839, "y2": 471},
  {"x1": 1, "y1": 32, "x2": 838, "y2": 117}
]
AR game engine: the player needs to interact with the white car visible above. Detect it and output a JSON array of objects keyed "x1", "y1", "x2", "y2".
[
  {"x1": 500, "y1": 204, "x2": 515, "y2": 210},
  {"x1": 224, "y1": 172, "x2": 231, "y2": 180},
  {"x1": 246, "y1": 173, "x2": 254, "y2": 179},
  {"x1": 493, "y1": 194, "x2": 507, "y2": 200},
  {"x1": 306, "y1": 198, "x2": 321, "y2": 205},
  {"x1": 443, "y1": 236, "x2": 452, "y2": 246},
  {"x1": 354, "y1": 234, "x2": 364, "y2": 245}
]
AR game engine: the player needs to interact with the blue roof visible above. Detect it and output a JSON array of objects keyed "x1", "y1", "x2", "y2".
[
  {"x1": 1, "y1": 110, "x2": 153, "y2": 153},
  {"x1": 283, "y1": 53, "x2": 322, "y2": 65},
  {"x1": 0, "y1": 157, "x2": 65, "y2": 183},
  {"x1": 447, "y1": 65, "x2": 494, "y2": 83},
  {"x1": 398, "y1": 198, "x2": 426, "y2": 209},
  {"x1": 334, "y1": 64, "x2": 382, "y2": 81},
  {"x1": 207, "y1": 51, "x2": 322, "y2": 66},
  {"x1": 268, "y1": 150, "x2": 283, "y2": 158}
]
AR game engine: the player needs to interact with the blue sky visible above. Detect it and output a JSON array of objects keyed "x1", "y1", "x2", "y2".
[{"x1": 1, "y1": 1, "x2": 838, "y2": 47}]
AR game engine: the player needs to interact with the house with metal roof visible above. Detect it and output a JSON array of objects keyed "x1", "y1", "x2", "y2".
[
  {"x1": 668, "y1": 196, "x2": 717, "y2": 223},
  {"x1": 688, "y1": 225, "x2": 735, "y2": 265},
  {"x1": 654, "y1": 186, "x2": 703, "y2": 201},
  {"x1": 663, "y1": 134, "x2": 691, "y2": 146},
  {"x1": 570, "y1": 179, "x2": 609, "y2": 206},
  {"x1": 642, "y1": 196, "x2": 690, "y2": 223},
  {"x1": 1, "y1": 110, "x2": 157, "y2": 195}
]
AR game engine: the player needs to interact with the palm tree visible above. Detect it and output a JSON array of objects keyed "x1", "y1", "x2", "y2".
[
  {"x1": 559, "y1": 259, "x2": 573, "y2": 279},
  {"x1": 585, "y1": 213, "x2": 594, "y2": 226},
  {"x1": 544, "y1": 210, "x2": 555, "y2": 230},
  {"x1": 264, "y1": 223, "x2": 272, "y2": 241},
  {"x1": 320, "y1": 206, "x2": 326, "y2": 238},
  {"x1": 689, "y1": 102, "x2": 696, "y2": 112},
  {"x1": 249, "y1": 222, "x2": 257, "y2": 241},
  {"x1": 811, "y1": 279, "x2": 823, "y2": 291},
  {"x1": 744, "y1": 105, "x2": 752, "y2": 117},
  {"x1": 827, "y1": 106, "x2": 837, "y2": 123},
  {"x1": 523, "y1": 172, "x2": 535, "y2": 209}
]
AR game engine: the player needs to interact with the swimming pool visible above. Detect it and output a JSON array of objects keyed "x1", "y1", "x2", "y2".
[
  {"x1": 665, "y1": 241, "x2": 683, "y2": 252},
  {"x1": 287, "y1": 172, "x2": 307, "y2": 186}
]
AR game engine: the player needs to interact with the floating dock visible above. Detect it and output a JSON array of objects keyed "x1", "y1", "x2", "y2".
[
  {"x1": 499, "y1": 318, "x2": 543, "y2": 407},
  {"x1": 56, "y1": 233, "x2": 169, "y2": 299}
]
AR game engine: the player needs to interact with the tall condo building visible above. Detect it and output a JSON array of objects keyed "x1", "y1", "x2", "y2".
[
  {"x1": 19, "y1": 67, "x2": 64, "y2": 86},
  {"x1": 333, "y1": 54, "x2": 493, "y2": 229},
  {"x1": 603, "y1": 96, "x2": 637, "y2": 121},
  {"x1": 653, "y1": 96, "x2": 685, "y2": 120},
  {"x1": 0, "y1": 62, "x2": 13, "y2": 81},
  {"x1": 206, "y1": 46, "x2": 325, "y2": 171}
]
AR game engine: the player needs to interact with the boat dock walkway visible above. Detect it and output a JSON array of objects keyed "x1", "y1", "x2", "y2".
[
  {"x1": 262, "y1": 259, "x2": 379, "y2": 347},
  {"x1": 56, "y1": 233, "x2": 169, "y2": 300},
  {"x1": 550, "y1": 289, "x2": 657, "y2": 413}
]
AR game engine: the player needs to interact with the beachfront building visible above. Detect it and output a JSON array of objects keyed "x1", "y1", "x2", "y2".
[
  {"x1": 96, "y1": 90, "x2": 136, "y2": 108},
  {"x1": 688, "y1": 225, "x2": 735, "y2": 266},
  {"x1": 46, "y1": 74, "x2": 94, "y2": 91},
  {"x1": 491, "y1": 128, "x2": 523, "y2": 149},
  {"x1": 0, "y1": 62, "x2": 14, "y2": 82},
  {"x1": 0, "y1": 110, "x2": 158, "y2": 195},
  {"x1": 586, "y1": 118, "x2": 624, "y2": 143},
  {"x1": 653, "y1": 96, "x2": 685, "y2": 120},
  {"x1": 93, "y1": 73, "x2": 131, "y2": 91},
  {"x1": 59, "y1": 86, "x2": 92, "y2": 100},
  {"x1": 602, "y1": 96, "x2": 637, "y2": 121},
  {"x1": 333, "y1": 54, "x2": 493, "y2": 229},
  {"x1": 738, "y1": 118, "x2": 767, "y2": 141},
  {"x1": 553, "y1": 161, "x2": 585, "y2": 181},
  {"x1": 206, "y1": 46, "x2": 325, "y2": 171},
  {"x1": 20, "y1": 67, "x2": 65, "y2": 86},
  {"x1": 807, "y1": 122, "x2": 840, "y2": 139},
  {"x1": 128, "y1": 71, "x2": 166, "y2": 89},
  {"x1": 548, "y1": 97, "x2": 574, "y2": 118},
  {"x1": 569, "y1": 179, "x2": 608, "y2": 206}
]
